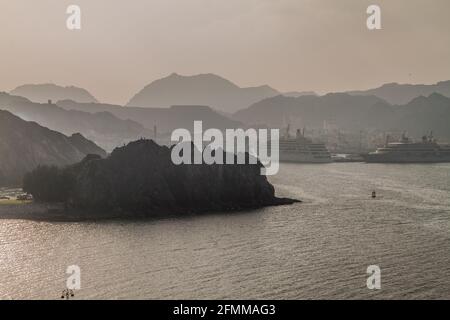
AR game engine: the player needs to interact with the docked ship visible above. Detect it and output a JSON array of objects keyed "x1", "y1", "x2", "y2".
[
  {"x1": 363, "y1": 133, "x2": 450, "y2": 163},
  {"x1": 276, "y1": 127, "x2": 332, "y2": 163}
]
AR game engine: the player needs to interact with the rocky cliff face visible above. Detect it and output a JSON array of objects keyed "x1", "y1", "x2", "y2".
[
  {"x1": 0, "y1": 110, "x2": 106, "y2": 186},
  {"x1": 24, "y1": 139, "x2": 297, "y2": 217}
]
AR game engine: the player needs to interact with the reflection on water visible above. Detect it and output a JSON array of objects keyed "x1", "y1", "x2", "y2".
[{"x1": 0, "y1": 163, "x2": 449, "y2": 299}]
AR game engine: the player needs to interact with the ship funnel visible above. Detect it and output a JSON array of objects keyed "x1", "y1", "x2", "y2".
[{"x1": 285, "y1": 124, "x2": 291, "y2": 138}]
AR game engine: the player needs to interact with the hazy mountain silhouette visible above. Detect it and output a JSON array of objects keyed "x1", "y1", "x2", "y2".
[
  {"x1": 0, "y1": 93, "x2": 150, "y2": 151},
  {"x1": 68, "y1": 133, "x2": 108, "y2": 157},
  {"x1": 11, "y1": 83, "x2": 98, "y2": 104},
  {"x1": 0, "y1": 110, "x2": 106, "y2": 186},
  {"x1": 392, "y1": 93, "x2": 450, "y2": 139},
  {"x1": 126, "y1": 73, "x2": 279, "y2": 113},
  {"x1": 233, "y1": 93, "x2": 384, "y2": 129},
  {"x1": 348, "y1": 80, "x2": 450, "y2": 105},
  {"x1": 233, "y1": 93, "x2": 450, "y2": 140},
  {"x1": 283, "y1": 91, "x2": 317, "y2": 98},
  {"x1": 57, "y1": 100, "x2": 244, "y2": 134}
]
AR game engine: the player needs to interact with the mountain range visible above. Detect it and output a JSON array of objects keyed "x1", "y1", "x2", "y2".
[
  {"x1": 56, "y1": 100, "x2": 244, "y2": 135},
  {"x1": 11, "y1": 84, "x2": 98, "y2": 104},
  {"x1": 0, "y1": 92, "x2": 151, "y2": 151},
  {"x1": 233, "y1": 93, "x2": 385, "y2": 129},
  {"x1": 348, "y1": 80, "x2": 450, "y2": 105},
  {"x1": 233, "y1": 92, "x2": 450, "y2": 140},
  {"x1": 9, "y1": 76, "x2": 450, "y2": 110},
  {"x1": 283, "y1": 91, "x2": 317, "y2": 98},
  {"x1": 126, "y1": 73, "x2": 280, "y2": 113},
  {"x1": 0, "y1": 110, "x2": 106, "y2": 186},
  {"x1": 4, "y1": 75, "x2": 450, "y2": 146}
]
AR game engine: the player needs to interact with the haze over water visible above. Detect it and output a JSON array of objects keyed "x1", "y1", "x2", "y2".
[{"x1": 1, "y1": 163, "x2": 449, "y2": 299}]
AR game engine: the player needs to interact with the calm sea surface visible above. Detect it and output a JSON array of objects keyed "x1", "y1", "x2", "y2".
[{"x1": 1, "y1": 163, "x2": 450, "y2": 300}]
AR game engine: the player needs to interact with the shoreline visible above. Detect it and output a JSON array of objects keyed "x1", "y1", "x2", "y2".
[{"x1": 0, "y1": 197, "x2": 300, "y2": 222}]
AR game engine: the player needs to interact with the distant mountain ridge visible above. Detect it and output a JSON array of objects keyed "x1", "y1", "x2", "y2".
[
  {"x1": 9, "y1": 78, "x2": 450, "y2": 110},
  {"x1": 126, "y1": 73, "x2": 280, "y2": 113},
  {"x1": 11, "y1": 83, "x2": 98, "y2": 104},
  {"x1": 348, "y1": 80, "x2": 450, "y2": 105},
  {"x1": 0, "y1": 110, "x2": 106, "y2": 186},
  {"x1": 283, "y1": 91, "x2": 317, "y2": 98},
  {"x1": 389, "y1": 93, "x2": 450, "y2": 139},
  {"x1": 234, "y1": 93, "x2": 385, "y2": 129},
  {"x1": 0, "y1": 92, "x2": 150, "y2": 151},
  {"x1": 7, "y1": 76, "x2": 450, "y2": 144},
  {"x1": 233, "y1": 92, "x2": 450, "y2": 140},
  {"x1": 57, "y1": 100, "x2": 245, "y2": 135}
]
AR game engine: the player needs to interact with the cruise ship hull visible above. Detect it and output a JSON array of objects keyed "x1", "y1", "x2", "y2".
[
  {"x1": 363, "y1": 136, "x2": 450, "y2": 163},
  {"x1": 363, "y1": 153, "x2": 450, "y2": 163},
  {"x1": 280, "y1": 153, "x2": 333, "y2": 163}
]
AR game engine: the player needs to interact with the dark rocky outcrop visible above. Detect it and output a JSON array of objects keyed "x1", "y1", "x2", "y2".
[{"x1": 23, "y1": 140, "x2": 298, "y2": 218}]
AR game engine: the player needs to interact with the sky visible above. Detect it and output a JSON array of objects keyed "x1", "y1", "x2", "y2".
[{"x1": 1, "y1": 0, "x2": 450, "y2": 105}]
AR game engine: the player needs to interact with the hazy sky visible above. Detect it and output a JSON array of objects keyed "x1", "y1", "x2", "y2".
[{"x1": 1, "y1": 0, "x2": 450, "y2": 104}]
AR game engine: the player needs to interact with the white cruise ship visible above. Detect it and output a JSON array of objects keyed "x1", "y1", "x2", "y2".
[
  {"x1": 276, "y1": 127, "x2": 332, "y2": 163},
  {"x1": 363, "y1": 133, "x2": 450, "y2": 163}
]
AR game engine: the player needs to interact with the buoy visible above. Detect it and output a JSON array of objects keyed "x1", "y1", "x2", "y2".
[{"x1": 372, "y1": 191, "x2": 376, "y2": 198}]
